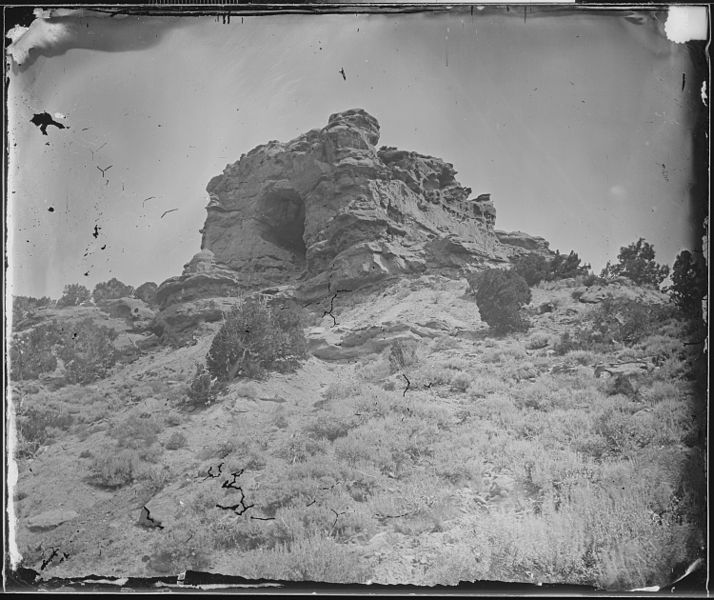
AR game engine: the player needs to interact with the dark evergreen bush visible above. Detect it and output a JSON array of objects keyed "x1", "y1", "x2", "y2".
[
  {"x1": 512, "y1": 253, "x2": 550, "y2": 286},
  {"x1": 10, "y1": 321, "x2": 62, "y2": 380},
  {"x1": 668, "y1": 250, "x2": 707, "y2": 317},
  {"x1": 548, "y1": 250, "x2": 590, "y2": 281},
  {"x1": 93, "y1": 277, "x2": 134, "y2": 303},
  {"x1": 601, "y1": 238, "x2": 669, "y2": 287},
  {"x1": 56, "y1": 283, "x2": 91, "y2": 307},
  {"x1": 57, "y1": 318, "x2": 119, "y2": 384},
  {"x1": 469, "y1": 269, "x2": 532, "y2": 334},
  {"x1": 206, "y1": 297, "x2": 307, "y2": 380}
]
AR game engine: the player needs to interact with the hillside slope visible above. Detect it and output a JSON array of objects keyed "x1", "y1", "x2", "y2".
[{"x1": 10, "y1": 275, "x2": 706, "y2": 589}]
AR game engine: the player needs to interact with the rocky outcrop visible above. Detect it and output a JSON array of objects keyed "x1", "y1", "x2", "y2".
[
  {"x1": 495, "y1": 230, "x2": 552, "y2": 258},
  {"x1": 196, "y1": 108, "x2": 520, "y2": 299},
  {"x1": 96, "y1": 297, "x2": 154, "y2": 332}
]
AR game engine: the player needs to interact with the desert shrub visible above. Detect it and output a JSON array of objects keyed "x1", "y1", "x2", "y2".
[
  {"x1": 667, "y1": 249, "x2": 707, "y2": 317},
  {"x1": 12, "y1": 295, "x2": 53, "y2": 324},
  {"x1": 56, "y1": 283, "x2": 91, "y2": 308},
  {"x1": 57, "y1": 318, "x2": 119, "y2": 384},
  {"x1": 92, "y1": 277, "x2": 134, "y2": 303},
  {"x1": 164, "y1": 431, "x2": 187, "y2": 450},
  {"x1": 9, "y1": 321, "x2": 62, "y2": 380},
  {"x1": 109, "y1": 413, "x2": 161, "y2": 450},
  {"x1": 557, "y1": 297, "x2": 675, "y2": 353},
  {"x1": 512, "y1": 253, "x2": 550, "y2": 286},
  {"x1": 14, "y1": 404, "x2": 74, "y2": 458},
  {"x1": 548, "y1": 250, "x2": 590, "y2": 281},
  {"x1": 450, "y1": 372, "x2": 472, "y2": 393},
  {"x1": 186, "y1": 363, "x2": 218, "y2": 407},
  {"x1": 304, "y1": 415, "x2": 358, "y2": 441},
  {"x1": 89, "y1": 447, "x2": 141, "y2": 487},
  {"x1": 134, "y1": 281, "x2": 158, "y2": 305},
  {"x1": 469, "y1": 268, "x2": 532, "y2": 334},
  {"x1": 601, "y1": 238, "x2": 669, "y2": 287},
  {"x1": 582, "y1": 273, "x2": 604, "y2": 287},
  {"x1": 526, "y1": 332, "x2": 551, "y2": 350},
  {"x1": 388, "y1": 339, "x2": 419, "y2": 373},
  {"x1": 206, "y1": 297, "x2": 307, "y2": 380},
  {"x1": 236, "y1": 533, "x2": 370, "y2": 583}
]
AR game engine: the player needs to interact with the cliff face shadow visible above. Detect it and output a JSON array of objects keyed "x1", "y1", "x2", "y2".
[{"x1": 256, "y1": 188, "x2": 307, "y2": 263}]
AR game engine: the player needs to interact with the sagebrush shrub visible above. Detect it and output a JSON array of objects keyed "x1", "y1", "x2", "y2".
[
  {"x1": 206, "y1": 297, "x2": 307, "y2": 380},
  {"x1": 89, "y1": 447, "x2": 141, "y2": 487},
  {"x1": 469, "y1": 268, "x2": 532, "y2": 334}
]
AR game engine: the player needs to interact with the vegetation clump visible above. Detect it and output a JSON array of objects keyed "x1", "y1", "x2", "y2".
[
  {"x1": 512, "y1": 250, "x2": 590, "y2": 286},
  {"x1": 468, "y1": 268, "x2": 532, "y2": 334},
  {"x1": 206, "y1": 297, "x2": 307, "y2": 381},
  {"x1": 56, "y1": 283, "x2": 91, "y2": 307},
  {"x1": 601, "y1": 238, "x2": 669, "y2": 287},
  {"x1": 57, "y1": 318, "x2": 119, "y2": 384},
  {"x1": 10, "y1": 317, "x2": 119, "y2": 384},
  {"x1": 12, "y1": 295, "x2": 53, "y2": 324},
  {"x1": 667, "y1": 249, "x2": 707, "y2": 318},
  {"x1": 186, "y1": 363, "x2": 218, "y2": 407},
  {"x1": 93, "y1": 277, "x2": 135, "y2": 303}
]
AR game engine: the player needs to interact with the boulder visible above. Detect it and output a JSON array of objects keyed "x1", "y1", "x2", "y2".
[
  {"x1": 97, "y1": 297, "x2": 154, "y2": 332},
  {"x1": 26, "y1": 509, "x2": 79, "y2": 531},
  {"x1": 495, "y1": 230, "x2": 552, "y2": 258}
]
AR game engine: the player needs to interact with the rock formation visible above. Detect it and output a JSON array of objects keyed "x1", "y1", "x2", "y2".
[{"x1": 158, "y1": 108, "x2": 552, "y2": 308}]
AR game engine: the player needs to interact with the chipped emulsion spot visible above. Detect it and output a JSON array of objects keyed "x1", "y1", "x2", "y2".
[
  {"x1": 214, "y1": 468, "x2": 255, "y2": 514},
  {"x1": 200, "y1": 462, "x2": 223, "y2": 481},
  {"x1": 30, "y1": 112, "x2": 66, "y2": 136},
  {"x1": 137, "y1": 506, "x2": 164, "y2": 530},
  {"x1": 322, "y1": 282, "x2": 351, "y2": 327}
]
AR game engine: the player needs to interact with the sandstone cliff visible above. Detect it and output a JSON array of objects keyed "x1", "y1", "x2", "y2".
[{"x1": 159, "y1": 108, "x2": 551, "y2": 307}]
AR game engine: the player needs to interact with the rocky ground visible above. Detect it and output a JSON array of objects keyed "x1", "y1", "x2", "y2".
[{"x1": 9, "y1": 274, "x2": 707, "y2": 590}]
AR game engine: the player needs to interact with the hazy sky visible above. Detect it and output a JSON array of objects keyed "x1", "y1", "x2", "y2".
[{"x1": 6, "y1": 7, "x2": 708, "y2": 298}]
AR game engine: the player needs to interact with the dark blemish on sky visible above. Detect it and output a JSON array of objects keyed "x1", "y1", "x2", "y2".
[
  {"x1": 93, "y1": 225, "x2": 101, "y2": 238},
  {"x1": 339, "y1": 67, "x2": 346, "y2": 81},
  {"x1": 48, "y1": 207, "x2": 54, "y2": 212},
  {"x1": 30, "y1": 112, "x2": 66, "y2": 135},
  {"x1": 160, "y1": 208, "x2": 178, "y2": 218},
  {"x1": 101, "y1": 244, "x2": 107, "y2": 250},
  {"x1": 661, "y1": 163, "x2": 669, "y2": 182},
  {"x1": 682, "y1": 73, "x2": 686, "y2": 92},
  {"x1": 97, "y1": 164, "x2": 112, "y2": 178}
]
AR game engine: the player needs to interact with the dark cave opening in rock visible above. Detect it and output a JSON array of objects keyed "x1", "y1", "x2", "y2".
[{"x1": 257, "y1": 188, "x2": 307, "y2": 261}]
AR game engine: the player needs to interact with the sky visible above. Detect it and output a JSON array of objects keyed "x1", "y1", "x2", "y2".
[{"x1": 6, "y1": 6, "x2": 709, "y2": 299}]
